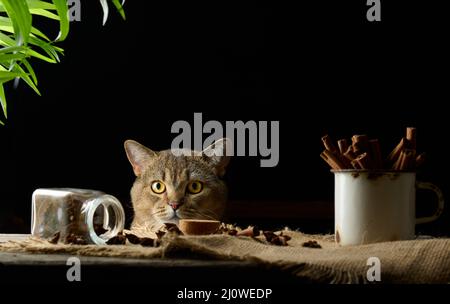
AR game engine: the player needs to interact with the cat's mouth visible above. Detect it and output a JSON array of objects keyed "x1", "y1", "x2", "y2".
[{"x1": 163, "y1": 215, "x2": 180, "y2": 225}]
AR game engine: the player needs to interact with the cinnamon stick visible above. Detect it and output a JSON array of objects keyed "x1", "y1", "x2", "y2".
[
  {"x1": 393, "y1": 151, "x2": 404, "y2": 170},
  {"x1": 351, "y1": 159, "x2": 362, "y2": 169},
  {"x1": 321, "y1": 129, "x2": 425, "y2": 172},
  {"x1": 406, "y1": 127, "x2": 416, "y2": 150},
  {"x1": 336, "y1": 152, "x2": 352, "y2": 169},
  {"x1": 352, "y1": 135, "x2": 369, "y2": 154},
  {"x1": 337, "y1": 139, "x2": 349, "y2": 154},
  {"x1": 343, "y1": 146, "x2": 356, "y2": 162},
  {"x1": 320, "y1": 150, "x2": 346, "y2": 170},
  {"x1": 321, "y1": 135, "x2": 338, "y2": 153},
  {"x1": 388, "y1": 137, "x2": 406, "y2": 163},
  {"x1": 415, "y1": 153, "x2": 426, "y2": 168},
  {"x1": 339, "y1": 156, "x2": 352, "y2": 169},
  {"x1": 369, "y1": 139, "x2": 383, "y2": 169},
  {"x1": 354, "y1": 152, "x2": 370, "y2": 169},
  {"x1": 399, "y1": 149, "x2": 415, "y2": 171}
]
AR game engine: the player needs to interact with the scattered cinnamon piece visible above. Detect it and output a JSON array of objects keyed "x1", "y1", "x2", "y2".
[
  {"x1": 263, "y1": 231, "x2": 290, "y2": 246},
  {"x1": 263, "y1": 231, "x2": 276, "y2": 242},
  {"x1": 105, "y1": 231, "x2": 160, "y2": 247},
  {"x1": 302, "y1": 240, "x2": 322, "y2": 249},
  {"x1": 48, "y1": 232, "x2": 60, "y2": 244},
  {"x1": 228, "y1": 229, "x2": 238, "y2": 236},
  {"x1": 236, "y1": 226, "x2": 260, "y2": 237},
  {"x1": 124, "y1": 233, "x2": 141, "y2": 244},
  {"x1": 121, "y1": 232, "x2": 160, "y2": 247},
  {"x1": 65, "y1": 233, "x2": 88, "y2": 245},
  {"x1": 273, "y1": 234, "x2": 291, "y2": 246},
  {"x1": 164, "y1": 223, "x2": 184, "y2": 235},
  {"x1": 216, "y1": 225, "x2": 228, "y2": 234},
  {"x1": 139, "y1": 238, "x2": 157, "y2": 247},
  {"x1": 216, "y1": 223, "x2": 241, "y2": 236},
  {"x1": 155, "y1": 230, "x2": 166, "y2": 239},
  {"x1": 106, "y1": 233, "x2": 126, "y2": 245},
  {"x1": 280, "y1": 232, "x2": 291, "y2": 240}
]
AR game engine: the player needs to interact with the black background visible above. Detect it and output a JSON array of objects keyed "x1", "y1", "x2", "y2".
[{"x1": 0, "y1": 1, "x2": 449, "y2": 235}]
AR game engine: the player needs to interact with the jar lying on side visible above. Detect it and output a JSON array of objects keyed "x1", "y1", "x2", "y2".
[{"x1": 31, "y1": 188, "x2": 125, "y2": 245}]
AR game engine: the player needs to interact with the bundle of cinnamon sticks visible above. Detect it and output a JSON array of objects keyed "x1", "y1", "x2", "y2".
[{"x1": 320, "y1": 127, "x2": 425, "y2": 171}]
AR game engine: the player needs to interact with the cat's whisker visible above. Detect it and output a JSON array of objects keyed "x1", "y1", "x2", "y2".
[
  {"x1": 196, "y1": 211, "x2": 215, "y2": 220},
  {"x1": 150, "y1": 210, "x2": 163, "y2": 216},
  {"x1": 149, "y1": 207, "x2": 170, "y2": 217},
  {"x1": 191, "y1": 207, "x2": 220, "y2": 219},
  {"x1": 179, "y1": 209, "x2": 201, "y2": 219},
  {"x1": 182, "y1": 208, "x2": 217, "y2": 220}
]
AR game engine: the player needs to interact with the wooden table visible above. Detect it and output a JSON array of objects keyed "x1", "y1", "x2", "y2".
[{"x1": 0, "y1": 234, "x2": 303, "y2": 285}]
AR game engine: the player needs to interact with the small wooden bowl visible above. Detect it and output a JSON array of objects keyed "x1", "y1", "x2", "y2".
[{"x1": 179, "y1": 219, "x2": 221, "y2": 235}]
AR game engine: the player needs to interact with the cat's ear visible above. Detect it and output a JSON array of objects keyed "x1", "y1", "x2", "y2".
[
  {"x1": 201, "y1": 138, "x2": 231, "y2": 177},
  {"x1": 124, "y1": 140, "x2": 157, "y2": 176}
]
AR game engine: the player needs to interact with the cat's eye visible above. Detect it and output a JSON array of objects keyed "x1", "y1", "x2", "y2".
[
  {"x1": 151, "y1": 180, "x2": 166, "y2": 194},
  {"x1": 187, "y1": 181, "x2": 203, "y2": 194}
]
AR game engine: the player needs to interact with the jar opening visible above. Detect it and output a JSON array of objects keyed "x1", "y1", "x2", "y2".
[{"x1": 84, "y1": 195, "x2": 125, "y2": 245}]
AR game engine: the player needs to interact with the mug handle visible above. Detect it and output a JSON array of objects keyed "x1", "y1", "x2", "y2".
[{"x1": 415, "y1": 181, "x2": 445, "y2": 224}]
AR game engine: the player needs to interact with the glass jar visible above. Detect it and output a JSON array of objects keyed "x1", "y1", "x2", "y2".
[{"x1": 31, "y1": 188, "x2": 125, "y2": 245}]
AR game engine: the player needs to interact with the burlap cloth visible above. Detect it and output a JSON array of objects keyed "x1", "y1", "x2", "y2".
[{"x1": 1, "y1": 231, "x2": 449, "y2": 283}]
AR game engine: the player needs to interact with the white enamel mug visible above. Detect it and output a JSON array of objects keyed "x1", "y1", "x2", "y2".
[{"x1": 334, "y1": 171, "x2": 444, "y2": 246}]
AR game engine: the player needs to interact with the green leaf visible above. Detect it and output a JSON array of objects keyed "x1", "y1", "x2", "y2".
[
  {"x1": 0, "y1": 71, "x2": 24, "y2": 81},
  {"x1": 0, "y1": 31, "x2": 17, "y2": 47},
  {"x1": 51, "y1": 0, "x2": 69, "y2": 41},
  {"x1": 0, "y1": 70, "x2": 30, "y2": 119},
  {"x1": 29, "y1": 36, "x2": 60, "y2": 62},
  {"x1": 0, "y1": 52, "x2": 28, "y2": 62},
  {"x1": 21, "y1": 58, "x2": 37, "y2": 84},
  {"x1": 12, "y1": 64, "x2": 40, "y2": 95},
  {"x1": 111, "y1": 0, "x2": 126, "y2": 20},
  {"x1": 29, "y1": 26, "x2": 51, "y2": 41},
  {"x1": 0, "y1": 82, "x2": 6, "y2": 119},
  {"x1": 0, "y1": 45, "x2": 28, "y2": 54},
  {"x1": 0, "y1": 0, "x2": 127, "y2": 126},
  {"x1": 29, "y1": 8, "x2": 59, "y2": 20},
  {"x1": 0, "y1": 16, "x2": 51, "y2": 41},
  {"x1": 27, "y1": 48, "x2": 57, "y2": 63},
  {"x1": 26, "y1": 0, "x2": 56, "y2": 10},
  {"x1": 1, "y1": 0, "x2": 32, "y2": 45},
  {"x1": 0, "y1": 33, "x2": 56, "y2": 63},
  {"x1": 0, "y1": 32, "x2": 55, "y2": 63}
]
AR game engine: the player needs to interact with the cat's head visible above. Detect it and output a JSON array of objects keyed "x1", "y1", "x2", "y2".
[{"x1": 124, "y1": 139, "x2": 230, "y2": 229}]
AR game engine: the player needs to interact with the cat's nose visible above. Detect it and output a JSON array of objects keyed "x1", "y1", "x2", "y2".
[{"x1": 168, "y1": 201, "x2": 181, "y2": 210}]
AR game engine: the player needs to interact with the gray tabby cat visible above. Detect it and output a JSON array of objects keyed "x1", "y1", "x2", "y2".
[{"x1": 124, "y1": 138, "x2": 230, "y2": 233}]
